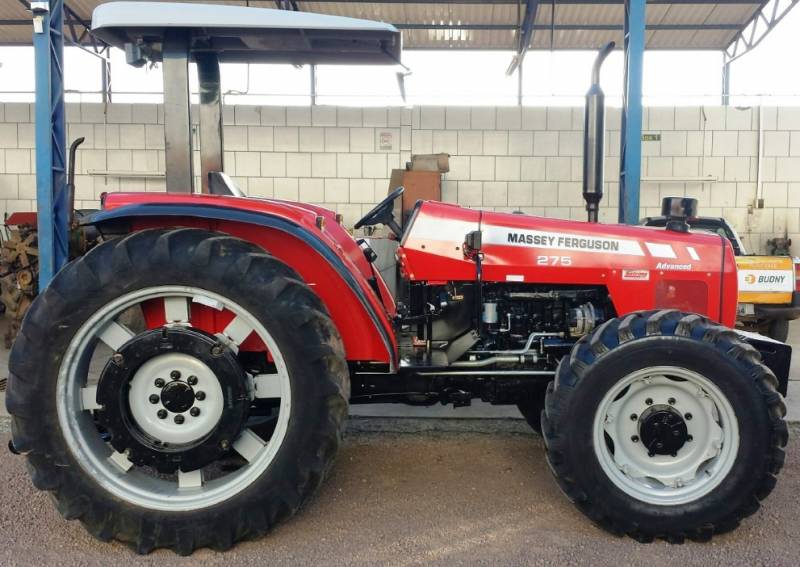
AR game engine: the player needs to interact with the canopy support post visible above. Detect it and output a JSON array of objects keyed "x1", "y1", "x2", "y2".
[
  {"x1": 162, "y1": 29, "x2": 194, "y2": 194},
  {"x1": 197, "y1": 52, "x2": 224, "y2": 194}
]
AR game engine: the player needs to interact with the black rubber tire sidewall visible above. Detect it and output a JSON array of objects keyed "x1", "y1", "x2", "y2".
[
  {"x1": 542, "y1": 310, "x2": 788, "y2": 541},
  {"x1": 7, "y1": 228, "x2": 349, "y2": 553},
  {"x1": 767, "y1": 318, "x2": 790, "y2": 343},
  {"x1": 516, "y1": 381, "x2": 550, "y2": 434},
  {"x1": 558, "y1": 336, "x2": 770, "y2": 531}
]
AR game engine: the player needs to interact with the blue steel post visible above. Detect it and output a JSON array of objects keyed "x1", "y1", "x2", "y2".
[
  {"x1": 618, "y1": 0, "x2": 646, "y2": 224},
  {"x1": 32, "y1": 0, "x2": 69, "y2": 289}
]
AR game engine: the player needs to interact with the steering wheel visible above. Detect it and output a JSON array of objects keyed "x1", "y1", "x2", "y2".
[{"x1": 354, "y1": 186, "x2": 404, "y2": 237}]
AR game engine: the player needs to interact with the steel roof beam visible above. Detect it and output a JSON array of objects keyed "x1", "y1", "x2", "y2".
[
  {"x1": 505, "y1": 0, "x2": 539, "y2": 76},
  {"x1": 303, "y1": 0, "x2": 761, "y2": 4},
  {"x1": 3, "y1": 20, "x2": 745, "y2": 31},
  {"x1": 394, "y1": 24, "x2": 518, "y2": 30},
  {"x1": 394, "y1": 23, "x2": 742, "y2": 30},
  {"x1": 724, "y1": 0, "x2": 798, "y2": 62},
  {"x1": 14, "y1": 0, "x2": 110, "y2": 51}
]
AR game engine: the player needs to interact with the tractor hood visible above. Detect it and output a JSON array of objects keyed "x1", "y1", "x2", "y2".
[{"x1": 398, "y1": 201, "x2": 738, "y2": 326}]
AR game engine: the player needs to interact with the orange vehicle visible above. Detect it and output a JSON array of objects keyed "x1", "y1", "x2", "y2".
[{"x1": 644, "y1": 215, "x2": 800, "y2": 341}]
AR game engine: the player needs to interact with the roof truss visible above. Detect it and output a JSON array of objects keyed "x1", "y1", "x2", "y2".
[
  {"x1": 725, "y1": 0, "x2": 798, "y2": 61},
  {"x1": 12, "y1": 0, "x2": 109, "y2": 55},
  {"x1": 0, "y1": 0, "x2": 794, "y2": 53}
]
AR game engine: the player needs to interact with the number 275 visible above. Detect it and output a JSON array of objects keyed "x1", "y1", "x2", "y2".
[{"x1": 536, "y1": 255, "x2": 572, "y2": 266}]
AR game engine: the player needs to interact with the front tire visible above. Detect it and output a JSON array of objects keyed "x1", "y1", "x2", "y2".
[
  {"x1": 542, "y1": 310, "x2": 787, "y2": 542},
  {"x1": 6, "y1": 228, "x2": 349, "y2": 554}
]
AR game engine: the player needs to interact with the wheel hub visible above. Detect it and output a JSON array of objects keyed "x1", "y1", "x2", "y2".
[
  {"x1": 160, "y1": 380, "x2": 196, "y2": 413},
  {"x1": 95, "y1": 326, "x2": 251, "y2": 473},
  {"x1": 128, "y1": 353, "x2": 223, "y2": 445},
  {"x1": 638, "y1": 404, "x2": 689, "y2": 456}
]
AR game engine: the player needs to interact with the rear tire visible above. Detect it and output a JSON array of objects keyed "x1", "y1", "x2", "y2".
[
  {"x1": 542, "y1": 310, "x2": 787, "y2": 542},
  {"x1": 6, "y1": 228, "x2": 349, "y2": 554}
]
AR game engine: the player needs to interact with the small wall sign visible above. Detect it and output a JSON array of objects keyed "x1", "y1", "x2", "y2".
[{"x1": 379, "y1": 131, "x2": 394, "y2": 151}]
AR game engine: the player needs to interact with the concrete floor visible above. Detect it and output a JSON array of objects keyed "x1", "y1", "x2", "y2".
[{"x1": 0, "y1": 420, "x2": 798, "y2": 565}]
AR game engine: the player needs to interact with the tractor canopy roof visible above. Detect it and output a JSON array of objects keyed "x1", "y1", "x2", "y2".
[{"x1": 91, "y1": 1, "x2": 402, "y2": 65}]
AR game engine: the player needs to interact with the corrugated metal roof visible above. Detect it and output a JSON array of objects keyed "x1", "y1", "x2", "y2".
[{"x1": 0, "y1": 1, "x2": 775, "y2": 51}]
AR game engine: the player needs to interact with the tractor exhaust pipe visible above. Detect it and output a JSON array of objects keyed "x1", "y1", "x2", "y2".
[
  {"x1": 583, "y1": 42, "x2": 615, "y2": 223},
  {"x1": 66, "y1": 137, "x2": 85, "y2": 226}
]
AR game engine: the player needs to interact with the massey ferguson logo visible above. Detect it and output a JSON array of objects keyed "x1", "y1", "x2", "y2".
[
  {"x1": 507, "y1": 233, "x2": 620, "y2": 252},
  {"x1": 482, "y1": 226, "x2": 645, "y2": 256}
]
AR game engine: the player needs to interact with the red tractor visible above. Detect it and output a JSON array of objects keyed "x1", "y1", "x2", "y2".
[{"x1": 6, "y1": 2, "x2": 789, "y2": 555}]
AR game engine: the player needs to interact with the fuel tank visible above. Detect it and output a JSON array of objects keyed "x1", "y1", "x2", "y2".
[{"x1": 398, "y1": 201, "x2": 738, "y2": 326}]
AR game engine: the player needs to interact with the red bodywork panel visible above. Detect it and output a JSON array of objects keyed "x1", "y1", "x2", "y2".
[
  {"x1": 5, "y1": 212, "x2": 38, "y2": 227},
  {"x1": 399, "y1": 202, "x2": 738, "y2": 327},
  {"x1": 98, "y1": 194, "x2": 737, "y2": 367},
  {"x1": 101, "y1": 192, "x2": 397, "y2": 365}
]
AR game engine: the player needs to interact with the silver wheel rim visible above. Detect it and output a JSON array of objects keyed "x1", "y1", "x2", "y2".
[
  {"x1": 57, "y1": 286, "x2": 292, "y2": 512},
  {"x1": 593, "y1": 366, "x2": 739, "y2": 506}
]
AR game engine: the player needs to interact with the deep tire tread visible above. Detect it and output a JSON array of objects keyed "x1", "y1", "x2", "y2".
[
  {"x1": 542, "y1": 309, "x2": 788, "y2": 543},
  {"x1": 7, "y1": 228, "x2": 349, "y2": 555}
]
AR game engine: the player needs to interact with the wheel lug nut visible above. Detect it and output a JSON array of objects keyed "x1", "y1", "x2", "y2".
[
  {"x1": 668, "y1": 397, "x2": 676, "y2": 405},
  {"x1": 645, "y1": 398, "x2": 653, "y2": 405},
  {"x1": 154, "y1": 378, "x2": 165, "y2": 388},
  {"x1": 187, "y1": 375, "x2": 198, "y2": 386},
  {"x1": 190, "y1": 407, "x2": 200, "y2": 417},
  {"x1": 170, "y1": 370, "x2": 181, "y2": 380},
  {"x1": 174, "y1": 414, "x2": 185, "y2": 424},
  {"x1": 148, "y1": 394, "x2": 159, "y2": 404},
  {"x1": 631, "y1": 435, "x2": 639, "y2": 443},
  {"x1": 685, "y1": 413, "x2": 693, "y2": 420},
  {"x1": 630, "y1": 413, "x2": 638, "y2": 421},
  {"x1": 195, "y1": 391, "x2": 206, "y2": 401},
  {"x1": 157, "y1": 409, "x2": 167, "y2": 419}
]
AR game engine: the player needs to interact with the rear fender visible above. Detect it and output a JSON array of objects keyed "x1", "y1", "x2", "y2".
[{"x1": 86, "y1": 202, "x2": 397, "y2": 368}]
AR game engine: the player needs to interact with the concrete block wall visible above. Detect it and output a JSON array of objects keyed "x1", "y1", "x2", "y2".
[{"x1": 0, "y1": 102, "x2": 799, "y2": 254}]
